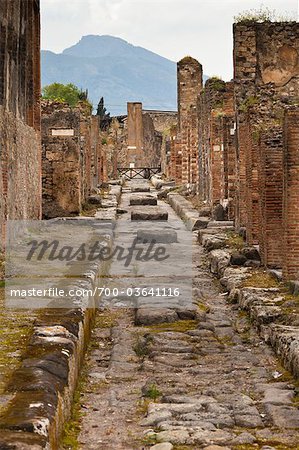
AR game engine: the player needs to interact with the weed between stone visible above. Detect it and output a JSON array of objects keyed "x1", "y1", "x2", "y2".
[{"x1": 145, "y1": 320, "x2": 198, "y2": 334}]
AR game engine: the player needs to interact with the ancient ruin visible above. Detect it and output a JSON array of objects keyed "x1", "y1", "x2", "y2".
[
  {"x1": 41, "y1": 101, "x2": 102, "y2": 218},
  {"x1": 0, "y1": 1, "x2": 299, "y2": 449}
]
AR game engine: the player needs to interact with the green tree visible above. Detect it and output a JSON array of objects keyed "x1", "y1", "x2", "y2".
[
  {"x1": 96, "y1": 97, "x2": 106, "y2": 118},
  {"x1": 42, "y1": 83, "x2": 92, "y2": 109},
  {"x1": 96, "y1": 97, "x2": 111, "y2": 130}
]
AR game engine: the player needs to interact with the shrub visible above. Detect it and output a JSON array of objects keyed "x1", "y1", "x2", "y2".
[{"x1": 234, "y1": 5, "x2": 296, "y2": 23}]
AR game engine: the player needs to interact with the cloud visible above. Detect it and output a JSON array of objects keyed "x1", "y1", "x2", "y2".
[{"x1": 41, "y1": 0, "x2": 298, "y2": 79}]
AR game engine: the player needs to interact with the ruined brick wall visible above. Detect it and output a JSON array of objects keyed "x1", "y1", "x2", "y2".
[
  {"x1": 177, "y1": 57, "x2": 202, "y2": 186},
  {"x1": 258, "y1": 127, "x2": 284, "y2": 268},
  {"x1": 283, "y1": 108, "x2": 299, "y2": 281},
  {"x1": 0, "y1": 0, "x2": 41, "y2": 246},
  {"x1": 108, "y1": 105, "x2": 169, "y2": 173},
  {"x1": 142, "y1": 113, "x2": 162, "y2": 167},
  {"x1": 233, "y1": 22, "x2": 299, "y2": 263},
  {"x1": 0, "y1": 107, "x2": 41, "y2": 220},
  {"x1": 143, "y1": 111, "x2": 177, "y2": 133},
  {"x1": 79, "y1": 105, "x2": 100, "y2": 202},
  {"x1": 198, "y1": 79, "x2": 236, "y2": 215},
  {"x1": 41, "y1": 101, "x2": 100, "y2": 218},
  {"x1": 143, "y1": 110, "x2": 177, "y2": 176},
  {"x1": 42, "y1": 102, "x2": 82, "y2": 218}
]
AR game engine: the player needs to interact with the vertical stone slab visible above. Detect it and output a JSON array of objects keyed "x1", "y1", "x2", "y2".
[
  {"x1": 177, "y1": 57, "x2": 202, "y2": 186},
  {"x1": 127, "y1": 102, "x2": 143, "y2": 166},
  {"x1": 283, "y1": 109, "x2": 299, "y2": 281}
]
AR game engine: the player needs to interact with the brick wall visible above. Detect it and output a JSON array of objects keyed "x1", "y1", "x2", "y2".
[
  {"x1": 258, "y1": 127, "x2": 284, "y2": 268},
  {"x1": 41, "y1": 101, "x2": 101, "y2": 218},
  {"x1": 233, "y1": 22, "x2": 299, "y2": 265},
  {"x1": 197, "y1": 78, "x2": 236, "y2": 214},
  {"x1": 0, "y1": 0, "x2": 41, "y2": 247}
]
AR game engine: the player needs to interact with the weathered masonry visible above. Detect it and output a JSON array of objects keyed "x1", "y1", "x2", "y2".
[
  {"x1": 233, "y1": 22, "x2": 299, "y2": 274},
  {"x1": 166, "y1": 21, "x2": 299, "y2": 282},
  {"x1": 176, "y1": 57, "x2": 202, "y2": 187},
  {"x1": 100, "y1": 103, "x2": 176, "y2": 177},
  {"x1": 0, "y1": 0, "x2": 41, "y2": 246},
  {"x1": 126, "y1": 102, "x2": 163, "y2": 168},
  {"x1": 41, "y1": 101, "x2": 102, "y2": 218}
]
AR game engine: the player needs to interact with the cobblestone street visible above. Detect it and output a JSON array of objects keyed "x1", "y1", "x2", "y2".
[{"x1": 76, "y1": 181, "x2": 299, "y2": 450}]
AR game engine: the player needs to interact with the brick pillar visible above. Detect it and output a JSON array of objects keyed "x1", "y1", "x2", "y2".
[
  {"x1": 283, "y1": 109, "x2": 299, "y2": 281},
  {"x1": 233, "y1": 23, "x2": 257, "y2": 229},
  {"x1": 127, "y1": 102, "x2": 143, "y2": 166},
  {"x1": 235, "y1": 119, "x2": 250, "y2": 229},
  {"x1": 246, "y1": 123, "x2": 260, "y2": 245},
  {"x1": 177, "y1": 57, "x2": 202, "y2": 186},
  {"x1": 210, "y1": 114, "x2": 225, "y2": 205},
  {"x1": 223, "y1": 116, "x2": 236, "y2": 220},
  {"x1": 259, "y1": 127, "x2": 284, "y2": 268}
]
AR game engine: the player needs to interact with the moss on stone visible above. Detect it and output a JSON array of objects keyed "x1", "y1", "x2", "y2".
[
  {"x1": 179, "y1": 56, "x2": 199, "y2": 65},
  {"x1": 0, "y1": 289, "x2": 37, "y2": 396},
  {"x1": 241, "y1": 271, "x2": 280, "y2": 289},
  {"x1": 145, "y1": 320, "x2": 197, "y2": 334},
  {"x1": 225, "y1": 231, "x2": 246, "y2": 251},
  {"x1": 95, "y1": 309, "x2": 120, "y2": 329}
]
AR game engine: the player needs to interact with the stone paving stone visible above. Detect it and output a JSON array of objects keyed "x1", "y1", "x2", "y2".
[{"x1": 75, "y1": 181, "x2": 299, "y2": 449}]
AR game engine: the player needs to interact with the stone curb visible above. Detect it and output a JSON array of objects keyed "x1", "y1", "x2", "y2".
[
  {"x1": 167, "y1": 194, "x2": 299, "y2": 383},
  {"x1": 0, "y1": 186, "x2": 120, "y2": 449},
  {"x1": 151, "y1": 175, "x2": 176, "y2": 191},
  {"x1": 167, "y1": 193, "x2": 204, "y2": 231}
]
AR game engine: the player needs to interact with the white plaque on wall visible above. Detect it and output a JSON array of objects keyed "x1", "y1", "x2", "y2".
[{"x1": 51, "y1": 129, "x2": 74, "y2": 136}]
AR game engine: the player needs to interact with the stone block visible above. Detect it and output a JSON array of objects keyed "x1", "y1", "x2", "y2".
[
  {"x1": 131, "y1": 186, "x2": 151, "y2": 193},
  {"x1": 135, "y1": 308, "x2": 178, "y2": 325},
  {"x1": 129, "y1": 195, "x2": 157, "y2": 206},
  {"x1": 131, "y1": 208, "x2": 168, "y2": 221}
]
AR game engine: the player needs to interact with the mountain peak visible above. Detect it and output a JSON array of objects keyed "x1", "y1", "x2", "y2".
[
  {"x1": 63, "y1": 34, "x2": 139, "y2": 58},
  {"x1": 42, "y1": 35, "x2": 206, "y2": 115}
]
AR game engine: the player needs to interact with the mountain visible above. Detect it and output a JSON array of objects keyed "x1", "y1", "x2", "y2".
[
  {"x1": 41, "y1": 35, "x2": 207, "y2": 116},
  {"x1": 41, "y1": 35, "x2": 177, "y2": 116}
]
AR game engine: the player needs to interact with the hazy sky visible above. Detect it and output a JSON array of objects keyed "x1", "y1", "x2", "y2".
[{"x1": 41, "y1": 0, "x2": 298, "y2": 80}]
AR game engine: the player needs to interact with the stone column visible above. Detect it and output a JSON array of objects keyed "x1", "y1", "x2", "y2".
[
  {"x1": 127, "y1": 102, "x2": 143, "y2": 167},
  {"x1": 177, "y1": 57, "x2": 202, "y2": 186}
]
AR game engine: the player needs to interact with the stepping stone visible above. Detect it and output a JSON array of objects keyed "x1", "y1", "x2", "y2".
[
  {"x1": 131, "y1": 186, "x2": 150, "y2": 193},
  {"x1": 131, "y1": 207, "x2": 168, "y2": 221},
  {"x1": 136, "y1": 229, "x2": 177, "y2": 243},
  {"x1": 135, "y1": 308, "x2": 178, "y2": 325},
  {"x1": 151, "y1": 443, "x2": 173, "y2": 450},
  {"x1": 129, "y1": 195, "x2": 157, "y2": 206}
]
